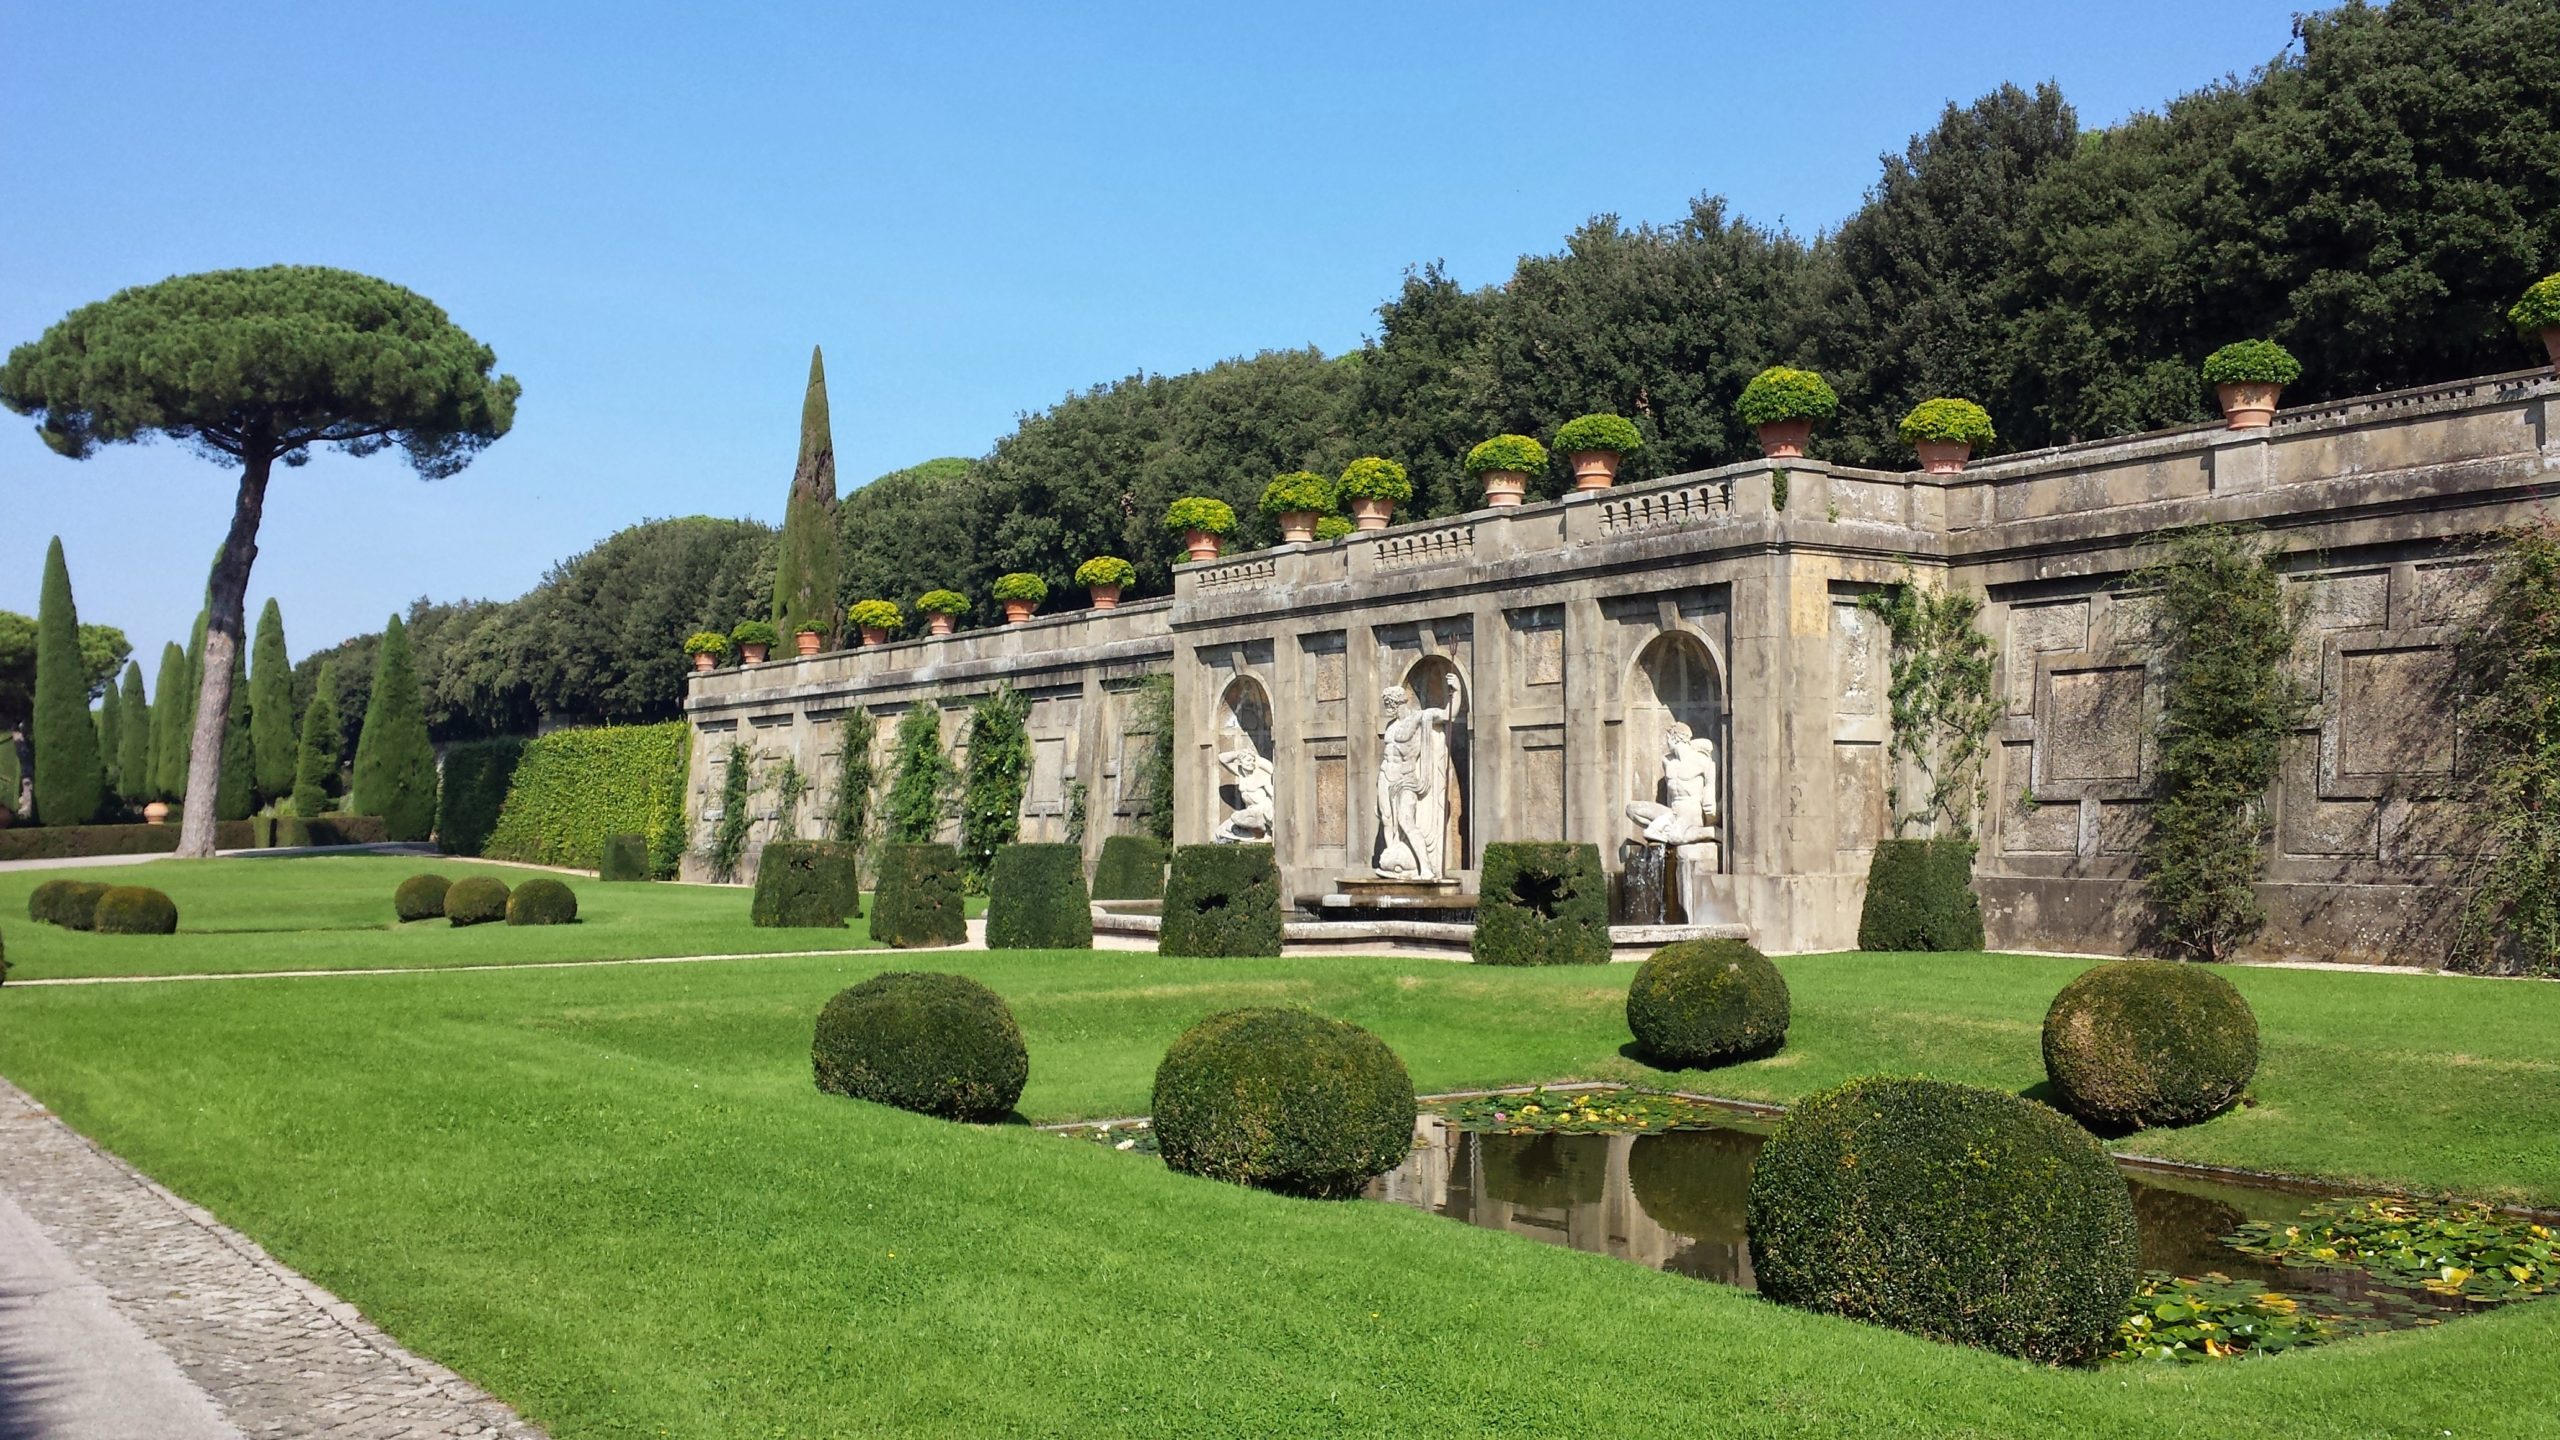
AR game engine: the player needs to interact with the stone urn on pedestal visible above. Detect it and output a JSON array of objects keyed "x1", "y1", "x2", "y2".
[
  {"x1": 1736, "y1": 367, "x2": 1838, "y2": 462},
  {"x1": 143, "y1": 801, "x2": 170, "y2": 825},
  {"x1": 2201, "y1": 340, "x2": 2301, "y2": 431}
]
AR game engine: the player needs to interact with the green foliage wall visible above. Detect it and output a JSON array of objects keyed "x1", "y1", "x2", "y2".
[
  {"x1": 1858, "y1": 574, "x2": 2000, "y2": 839},
  {"x1": 884, "y1": 703, "x2": 952, "y2": 845},
  {"x1": 1130, "y1": 674, "x2": 1174, "y2": 845},
  {"x1": 959, "y1": 686, "x2": 1030, "y2": 892},
  {"x1": 829, "y1": 709, "x2": 875, "y2": 852},
  {"x1": 32, "y1": 538, "x2": 104, "y2": 826},
  {"x1": 351, "y1": 613, "x2": 438, "y2": 841},
  {"x1": 436, "y1": 737, "x2": 527, "y2": 857},
  {"x1": 2452, "y1": 521, "x2": 2560, "y2": 975},
  {"x1": 482, "y1": 721, "x2": 690, "y2": 875},
  {"x1": 249, "y1": 598, "x2": 296, "y2": 803}
]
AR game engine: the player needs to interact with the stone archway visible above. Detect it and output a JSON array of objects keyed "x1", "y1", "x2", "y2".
[
  {"x1": 1212, "y1": 676, "x2": 1275, "y2": 844},
  {"x1": 1623, "y1": 632, "x2": 1729, "y2": 917}
]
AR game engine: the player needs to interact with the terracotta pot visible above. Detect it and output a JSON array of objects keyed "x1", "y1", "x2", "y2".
[
  {"x1": 144, "y1": 801, "x2": 170, "y2": 825},
  {"x1": 1183, "y1": 529, "x2": 1223, "y2": 563},
  {"x1": 1003, "y1": 599, "x2": 1035, "y2": 625},
  {"x1": 860, "y1": 626, "x2": 890, "y2": 647},
  {"x1": 795, "y1": 631, "x2": 822, "y2": 657},
  {"x1": 1277, "y1": 510, "x2": 1319, "y2": 543},
  {"x1": 692, "y1": 652, "x2": 717, "y2": 672},
  {"x1": 2541, "y1": 325, "x2": 2560, "y2": 375},
  {"x1": 1479, "y1": 469, "x2": 1528, "y2": 507},
  {"x1": 1914, "y1": 440, "x2": 1973, "y2": 475},
  {"x1": 740, "y1": 641, "x2": 769, "y2": 665},
  {"x1": 2217, "y1": 381, "x2": 2281, "y2": 429},
  {"x1": 928, "y1": 614, "x2": 956, "y2": 636},
  {"x1": 1756, "y1": 419, "x2": 1812, "y2": 458},
  {"x1": 1349, "y1": 497, "x2": 1395, "y2": 531},
  {"x1": 1089, "y1": 584, "x2": 1122, "y2": 610},
  {"x1": 1567, "y1": 451, "x2": 1620, "y2": 491}
]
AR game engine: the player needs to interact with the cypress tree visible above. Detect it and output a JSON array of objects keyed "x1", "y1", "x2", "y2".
[
  {"x1": 115, "y1": 662, "x2": 148, "y2": 805},
  {"x1": 97, "y1": 677, "x2": 123, "y2": 798},
  {"x1": 248, "y1": 598, "x2": 295, "y2": 804},
  {"x1": 352, "y1": 613, "x2": 437, "y2": 840},
  {"x1": 292, "y1": 663, "x2": 340, "y2": 818},
  {"x1": 149, "y1": 643, "x2": 189, "y2": 801},
  {"x1": 31, "y1": 538, "x2": 104, "y2": 826},
  {"x1": 772, "y1": 345, "x2": 843, "y2": 647},
  {"x1": 216, "y1": 646, "x2": 254, "y2": 822}
]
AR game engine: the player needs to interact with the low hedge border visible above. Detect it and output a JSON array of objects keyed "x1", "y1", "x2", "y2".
[
  {"x1": 0, "y1": 820, "x2": 255, "y2": 863},
  {"x1": 984, "y1": 843, "x2": 1093, "y2": 949},
  {"x1": 1159, "y1": 844, "x2": 1281, "y2": 958}
]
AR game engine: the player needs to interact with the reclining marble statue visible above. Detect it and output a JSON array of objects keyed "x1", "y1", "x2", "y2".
[
  {"x1": 1212, "y1": 725, "x2": 1275, "y2": 844},
  {"x1": 1374, "y1": 677, "x2": 1462, "y2": 881},
  {"x1": 1625, "y1": 721, "x2": 1723, "y2": 923}
]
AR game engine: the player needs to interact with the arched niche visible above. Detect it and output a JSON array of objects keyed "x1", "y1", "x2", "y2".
[
  {"x1": 1213, "y1": 675, "x2": 1275, "y2": 842},
  {"x1": 1390, "y1": 655, "x2": 1470, "y2": 874},
  {"x1": 1624, "y1": 631, "x2": 1726, "y2": 863}
]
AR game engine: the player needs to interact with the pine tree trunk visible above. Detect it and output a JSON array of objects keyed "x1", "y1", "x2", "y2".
[{"x1": 176, "y1": 454, "x2": 271, "y2": 859}]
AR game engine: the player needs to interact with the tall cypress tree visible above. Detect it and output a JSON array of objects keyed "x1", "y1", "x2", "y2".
[
  {"x1": 115, "y1": 662, "x2": 149, "y2": 806},
  {"x1": 216, "y1": 646, "x2": 254, "y2": 821},
  {"x1": 771, "y1": 345, "x2": 843, "y2": 647},
  {"x1": 249, "y1": 598, "x2": 295, "y2": 804},
  {"x1": 31, "y1": 538, "x2": 104, "y2": 826},
  {"x1": 352, "y1": 613, "x2": 437, "y2": 840},
  {"x1": 149, "y1": 642, "x2": 189, "y2": 802},
  {"x1": 97, "y1": 675, "x2": 123, "y2": 799},
  {"x1": 292, "y1": 663, "x2": 340, "y2": 819}
]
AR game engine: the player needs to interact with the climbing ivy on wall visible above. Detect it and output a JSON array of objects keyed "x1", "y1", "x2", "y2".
[
  {"x1": 830, "y1": 708, "x2": 876, "y2": 852},
  {"x1": 959, "y1": 685, "x2": 1032, "y2": 893},
  {"x1": 771, "y1": 754, "x2": 810, "y2": 839},
  {"x1": 1131, "y1": 673, "x2": 1175, "y2": 846},
  {"x1": 2133, "y1": 526, "x2": 2304, "y2": 962},
  {"x1": 707, "y1": 741, "x2": 755, "y2": 882},
  {"x1": 1858, "y1": 570, "x2": 2001, "y2": 839},
  {"x1": 885, "y1": 702, "x2": 952, "y2": 844},
  {"x1": 2451, "y1": 522, "x2": 2560, "y2": 976}
]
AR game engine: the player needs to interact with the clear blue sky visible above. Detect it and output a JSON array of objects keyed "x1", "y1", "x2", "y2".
[{"x1": 1, "y1": 0, "x2": 2305, "y2": 668}]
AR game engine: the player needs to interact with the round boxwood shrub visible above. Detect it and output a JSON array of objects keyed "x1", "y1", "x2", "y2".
[
  {"x1": 1335, "y1": 457, "x2": 1411, "y2": 502},
  {"x1": 991, "y1": 572, "x2": 1049, "y2": 604},
  {"x1": 1551, "y1": 413, "x2": 1643, "y2": 457},
  {"x1": 984, "y1": 842, "x2": 1092, "y2": 949},
  {"x1": 1896, "y1": 397, "x2": 1996, "y2": 448},
  {"x1": 1163, "y1": 496, "x2": 1236, "y2": 535},
  {"x1": 1465, "y1": 433, "x2": 1549, "y2": 475},
  {"x1": 2200, "y1": 339, "x2": 2302, "y2": 386},
  {"x1": 683, "y1": 630, "x2": 731, "y2": 662},
  {"x1": 1074, "y1": 556, "x2": 1135, "y2": 589},
  {"x1": 730, "y1": 619, "x2": 778, "y2": 649},
  {"x1": 915, "y1": 589, "x2": 969, "y2": 618},
  {"x1": 1747, "y1": 1076, "x2": 2141, "y2": 1365},
  {"x1": 27, "y1": 878, "x2": 83, "y2": 926},
  {"x1": 444, "y1": 875, "x2": 510, "y2": 926},
  {"x1": 91, "y1": 885, "x2": 177, "y2": 935},
  {"x1": 2042, "y1": 960, "x2": 2259, "y2": 1130},
  {"x1": 36, "y1": 880, "x2": 111, "y2": 931},
  {"x1": 811, "y1": 970, "x2": 1028, "y2": 1122},
  {"x1": 506, "y1": 877, "x2": 579, "y2": 925},
  {"x1": 1625, "y1": 938, "x2": 1790, "y2": 1067},
  {"x1": 394, "y1": 872, "x2": 451, "y2": 922},
  {"x1": 1150, "y1": 1007, "x2": 1416, "y2": 1198},
  {"x1": 848, "y1": 599, "x2": 904, "y2": 633},
  {"x1": 1258, "y1": 470, "x2": 1335, "y2": 517},
  {"x1": 1736, "y1": 366, "x2": 1840, "y2": 425},
  {"x1": 2509, "y1": 271, "x2": 2560, "y2": 336}
]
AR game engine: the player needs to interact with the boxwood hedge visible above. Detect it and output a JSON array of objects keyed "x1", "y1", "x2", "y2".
[
  {"x1": 435, "y1": 737, "x2": 526, "y2": 857},
  {"x1": 394, "y1": 873, "x2": 451, "y2": 922},
  {"x1": 752, "y1": 840, "x2": 862, "y2": 928},
  {"x1": 1159, "y1": 844, "x2": 1281, "y2": 958},
  {"x1": 984, "y1": 843, "x2": 1092, "y2": 949},
  {"x1": 2043, "y1": 959, "x2": 2259, "y2": 1130},
  {"x1": 92, "y1": 886, "x2": 178, "y2": 935},
  {"x1": 871, "y1": 842, "x2": 966, "y2": 947},
  {"x1": 443, "y1": 875, "x2": 510, "y2": 927},
  {"x1": 600, "y1": 831, "x2": 650, "y2": 882},
  {"x1": 1091, "y1": 834, "x2": 1168, "y2": 901},
  {"x1": 506, "y1": 877, "x2": 580, "y2": 926},
  {"x1": 1150, "y1": 1007, "x2": 1415, "y2": 1198},
  {"x1": 482, "y1": 722, "x2": 689, "y2": 877},
  {"x1": 1473, "y1": 841, "x2": 1609, "y2": 966},
  {"x1": 1855, "y1": 838, "x2": 1984, "y2": 951},
  {"x1": 812, "y1": 971, "x2": 1028, "y2": 1122},
  {"x1": 1624, "y1": 938, "x2": 1790, "y2": 1066}
]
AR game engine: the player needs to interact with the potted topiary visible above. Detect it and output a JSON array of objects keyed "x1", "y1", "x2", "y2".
[
  {"x1": 2200, "y1": 340, "x2": 2301, "y2": 428},
  {"x1": 731, "y1": 619, "x2": 777, "y2": 665},
  {"x1": 1076, "y1": 556, "x2": 1136, "y2": 609},
  {"x1": 1897, "y1": 398, "x2": 1997, "y2": 475},
  {"x1": 684, "y1": 630, "x2": 731, "y2": 672},
  {"x1": 917, "y1": 589, "x2": 969, "y2": 636},
  {"x1": 2508, "y1": 271, "x2": 2560, "y2": 374},
  {"x1": 1465, "y1": 433, "x2": 1549, "y2": 506},
  {"x1": 1550, "y1": 415, "x2": 1641, "y2": 491},
  {"x1": 1337, "y1": 457, "x2": 1411, "y2": 531},
  {"x1": 992, "y1": 572, "x2": 1048, "y2": 624},
  {"x1": 1165, "y1": 497, "x2": 1236, "y2": 562},
  {"x1": 1736, "y1": 367, "x2": 1839, "y2": 458},
  {"x1": 1259, "y1": 471, "x2": 1336, "y2": 542},
  {"x1": 793, "y1": 623, "x2": 824, "y2": 657},
  {"x1": 849, "y1": 599, "x2": 903, "y2": 646}
]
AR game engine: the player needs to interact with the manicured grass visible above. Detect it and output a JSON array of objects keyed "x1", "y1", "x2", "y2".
[
  {"x1": 0, "y1": 855, "x2": 893, "y2": 977},
  {"x1": 2, "y1": 949, "x2": 2555, "y2": 1437}
]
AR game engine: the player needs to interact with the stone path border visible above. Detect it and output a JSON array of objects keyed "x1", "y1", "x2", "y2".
[{"x1": 0, "y1": 1076, "x2": 547, "y2": 1439}]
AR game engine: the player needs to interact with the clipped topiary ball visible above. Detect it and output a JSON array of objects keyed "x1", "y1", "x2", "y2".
[
  {"x1": 1625, "y1": 938, "x2": 1790, "y2": 1067},
  {"x1": 444, "y1": 875, "x2": 511, "y2": 927},
  {"x1": 53, "y1": 881, "x2": 111, "y2": 931},
  {"x1": 811, "y1": 971, "x2": 1028, "y2": 1122},
  {"x1": 27, "y1": 878, "x2": 76, "y2": 925},
  {"x1": 394, "y1": 873, "x2": 451, "y2": 922},
  {"x1": 1747, "y1": 1076, "x2": 2141, "y2": 1365},
  {"x1": 2043, "y1": 960, "x2": 2259, "y2": 1130},
  {"x1": 1150, "y1": 1007, "x2": 1416, "y2": 1198},
  {"x1": 91, "y1": 886, "x2": 178, "y2": 935},
  {"x1": 506, "y1": 877, "x2": 579, "y2": 926}
]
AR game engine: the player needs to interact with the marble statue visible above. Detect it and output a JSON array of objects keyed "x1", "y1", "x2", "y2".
[
  {"x1": 1375, "y1": 676, "x2": 1462, "y2": 880},
  {"x1": 1627, "y1": 721, "x2": 1723, "y2": 923},
  {"x1": 1212, "y1": 726, "x2": 1275, "y2": 844}
]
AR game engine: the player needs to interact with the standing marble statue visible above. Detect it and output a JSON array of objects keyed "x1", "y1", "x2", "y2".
[
  {"x1": 1626, "y1": 721, "x2": 1723, "y2": 923},
  {"x1": 1375, "y1": 677, "x2": 1462, "y2": 881},
  {"x1": 1212, "y1": 727, "x2": 1275, "y2": 844}
]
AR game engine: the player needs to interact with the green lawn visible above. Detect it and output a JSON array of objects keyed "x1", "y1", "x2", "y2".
[
  {"x1": 0, "y1": 855, "x2": 899, "y2": 977},
  {"x1": 2, "y1": 943, "x2": 2555, "y2": 1438}
]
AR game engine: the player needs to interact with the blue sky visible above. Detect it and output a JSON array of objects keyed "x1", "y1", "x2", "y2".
[{"x1": 1, "y1": 0, "x2": 2306, "y2": 666}]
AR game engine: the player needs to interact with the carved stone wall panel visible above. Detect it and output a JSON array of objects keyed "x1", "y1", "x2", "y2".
[
  {"x1": 2282, "y1": 740, "x2": 2380, "y2": 857},
  {"x1": 2005, "y1": 801, "x2": 2080, "y2": 854},
  {"x1": 1509, "y1": 606, "x2": 1565, "y2": 688},
  {"x1": 2410, "y1": 559, "x2": 2494, "y2": 627},
  {"x1": 1833, "y1": 740, "x2": 1887, "y2": 850},
  {"x1": 2096, "y1": 801, "x2": 2148, "y2": 854},
  {"x1": 2335, "y1": 647, "x2": 2456, "y2": 780},
  {"x1": 1512, "y1": 725, "x2": 1566, "y2": 840},
  {"x1": 1030, "y1": 736, "x2": 1066, "y2": 809},
  {"x1": 2043, "y1": 665, "x2": 2145, "y2": 783},
  {"x1": 1313, "y1": 754, "x2": 1348, "y2": 849},
  {"x1": 2289, "y1": 570, "x2": 2389, "y2": 681},
  {"x1": 2007, "y1": 601, "x2": 2090, "y2": 712},
  {"x1": 1304, "y1": 632, "x2": 1348, "y2": 703},
  {"x1": 1831, "y1": 600, "x2": 1882, "y2": 718}
]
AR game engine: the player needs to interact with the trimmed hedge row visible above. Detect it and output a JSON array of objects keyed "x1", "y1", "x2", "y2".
[
  {"x1": 1473, "y1": 841, "x2": 1609, "y2": 966},
  {"x1": 1091, "y1": 834, "x2": 1168, "y2": 901},
  {"x1": 436, "y1": 737, "x2": 526, "y2": 857},
  {"x1": 1159, "y1": 844, "x2": 1281, "y2": 957},
  {"x1": 1856, "y1": 838, "x2": 1984, "y2": 951},
  {"x1": 872, "y1": 843, "x2": 966, "y2": 947},
  {"x1": 600, "y1": 832, "x2": 651, "y2": 882},
  {"x1": 482, "y1": 722, "x2": 689, "y2": 877},
  {"x1": 985, "y1": 843, "x2": 1092, "y2": 950},
  {"x1": 395, "y1": 874, "x2": 451, "y2": 921},
  {"x1": 275, "y1": 813, "x2": 389, "y2": 848},
  {"x1": 1150, "y1": 1007, "x2": 1415, "y2": 1198},
  {"x1": 0, "y1": 820, "x2": 255, "y2": 863},
  {"x1": 812, "y1": 971, "x2": 1028, "y2": 1122},
  {"x1": 2043, "y1": 959, "x2": 2259, "y2": 1130},
  {"x1": 753, "y1": 840, "x2": 862, "y2": 928},
  {"x1": 28, "y1": 879, "x2": 110, "y2": 929}
]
